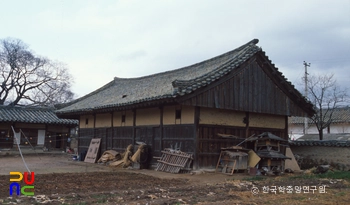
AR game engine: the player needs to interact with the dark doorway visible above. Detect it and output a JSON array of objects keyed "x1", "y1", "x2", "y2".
[
  {"x1": 56, "y1": 134, "x2": 62, "y2": 148},
  {"x1": 0, "y1": 130, "x2": 12, "y2": 149}
]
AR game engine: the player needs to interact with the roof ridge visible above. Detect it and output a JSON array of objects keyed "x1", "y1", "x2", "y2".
[
  {"x1": 0, "y1": 105, "x2": 54, "y2": 111},
  {"x1": 112, "y1": 39, "x2": 260, "y2": 82},
  {"x1": 172, "y1": 40, "x2": 261, "y2": 95},
  {"x1": 59, "y1": 39, "x2": 260, "y2": 109}
]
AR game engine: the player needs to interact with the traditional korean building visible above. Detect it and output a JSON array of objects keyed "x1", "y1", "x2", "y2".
[
  {"x1": 56, "y1": 39, "x2": 315, "y2": 168},
  {"x1": 0, "y1": 106, "x2": 78, "y2": 150},
  {"x1": 289, "y1": 106, "x2": 350, "y2": 138}
]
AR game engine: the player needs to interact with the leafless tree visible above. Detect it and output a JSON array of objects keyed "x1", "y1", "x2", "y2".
[
  {"x1": 307, "y1": 73, "x2": 348, "y2": 140},
  {"x1": 0, "y1": 38, "x2": 75, "y2": 106}
]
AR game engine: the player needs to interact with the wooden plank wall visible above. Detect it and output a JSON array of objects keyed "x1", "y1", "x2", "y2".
[
  {"x1": 113, "y1": 127, "x2": 133, "y2": 152},
  {"x1": 135, "y1": 126, "x2": 161, "y2": 158},
  {"x1": 79, "y1": 124, "x2": 285, "y2": 168},
  {"x1": 78, "y1": 125, "x2": 196, "y2": 161},
  {"x1": 197, "y1": 124, "x2": 286, "y2": 168},
  {"x1": 78, "y1": 128, "x2": 94, "y2": 155},
  {"x1": 163, "y1": 125, "x2": 195, "y2": 154},
  {"x1": 181, "y1": 59, "x2": 306, "y2": 117}
]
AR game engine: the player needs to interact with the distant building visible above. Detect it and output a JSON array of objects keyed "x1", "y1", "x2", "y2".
[
  {"x1": 0, "y1": 106, "x2": 78, "y2": 150},
  {"x1": 289, "y1": 107, "x2": 350, "y2": 140}
]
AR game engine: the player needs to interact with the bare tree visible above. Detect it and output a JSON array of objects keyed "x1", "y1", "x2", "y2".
[
  {"x1": 0, "y1": 38, "x2": 75, "y2": 106},
  {"x1": 307, "y1": 73, "x2": 348, "y2": 140}
]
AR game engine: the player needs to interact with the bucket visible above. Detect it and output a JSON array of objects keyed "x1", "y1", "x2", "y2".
[{"x1": 249, "y1": 167, "x2": 257, "y2": 176}]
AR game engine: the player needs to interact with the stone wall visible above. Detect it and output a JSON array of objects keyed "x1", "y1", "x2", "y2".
[{"x1": 290, "y1": 145, "x2": 350, "y2": 171}]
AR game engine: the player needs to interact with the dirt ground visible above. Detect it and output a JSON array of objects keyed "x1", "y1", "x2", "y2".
[{"x1": 0, "y1": 154, "x2": 349, "y2": 205}]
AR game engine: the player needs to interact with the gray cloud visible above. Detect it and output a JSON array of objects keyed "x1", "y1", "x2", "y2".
[{"x1": 0, "y1": 0, "x2": 349, "y2": 97}]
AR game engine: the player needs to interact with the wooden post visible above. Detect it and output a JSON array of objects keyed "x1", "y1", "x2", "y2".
[
  {"x1": 111, "y1": 111, "x2": 114, "y2": 149},
  {"x1": 93, "y1": 113, "x2": 96, "y2": 138},
  {"x1": 245, "y1": 112, "x2": 250, "y2": 138},
  {"x1": 132, "y1": 109, "x2": 136, "y2": 145},
  {"x1": 160, "y1": 106, "x2": 163, "y2": 153},
  {"x1": 193, "y1": 106, "x2": 200, "y2": 169},
  {"x1": 284, "y1": 115, "x2": 288, "y2": 140}
]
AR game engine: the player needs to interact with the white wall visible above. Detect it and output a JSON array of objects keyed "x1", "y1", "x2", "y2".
[{"x1": 289, "y1": 123, "x2": 350, "y2": 138}]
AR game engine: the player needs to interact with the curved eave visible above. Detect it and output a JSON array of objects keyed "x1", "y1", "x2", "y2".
[
  {"x1": 0, "y1": 119, "x2": 78, "y2": 125},
  {"x1": 56, "y1": 96, "x2": 177, "y2": 117}
]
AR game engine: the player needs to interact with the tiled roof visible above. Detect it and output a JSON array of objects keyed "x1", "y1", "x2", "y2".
[
  {"x1": 246, "y1": 132, "x2": 288, "y2": 142},
  {"x1": 289, "y1": 140, "x2": 350, "y2": 147},
  {"x1": 57, "y1": 39, "x2": 261, "y2": 114},
  {"x1": 296, "y1": 133, "x2": 350, "y2": 141},
  {"x1": 256, "y1": 150, "x2": 291, "y2": 159},
  {"x1": 0, "y1": 106, "x2": 78, "y2": 125},
  {"x1": 57, "y1": 39, "x2": 313, "y2": 115},
  {"x1": 289, "y1": 134, "x2": 350, "y2": 147},
  {"x1": 290, "y1": 107, "x2": 350, "y2": 124}
]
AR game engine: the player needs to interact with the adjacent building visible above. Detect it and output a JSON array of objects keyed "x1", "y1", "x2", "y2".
[
  {"x1": 289, "y1": 106, "x2": 350, "y2": 139},
  {"x1": 0, "y1": 105, "x2": 78, "y2": 150}
]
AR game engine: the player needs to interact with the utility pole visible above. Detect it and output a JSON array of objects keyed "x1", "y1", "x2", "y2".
[{"x1": 303, "y1": 61, "x2": 311, "y2": 134}]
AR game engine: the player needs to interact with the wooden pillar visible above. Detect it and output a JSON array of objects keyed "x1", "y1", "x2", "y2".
[
  {"x1": 111, "y1": 111, "x2": 114, "y2": 149},
  {"x1": 160, "y1": 106, "x2": 164, "y2": 153},
  {"x1": 132, "y1": 109, "x2": 136, "y2": 145},
  {"x1": 284, "y1": 115, "x2": 288, "y2": 140},
  {"x1": 245, "y1": 112, "x2": 250, "y2": 138},
  {"x1": 77, "y1": 118, "x2": 81, "y2": 154},
  {"x1": 193, "y1": 106, "x2": 200, "y2": 169},
  {"x1": 44, "y1": 124, "x2": 48, "y2": 150},
  {"x1": 93, "y1": 113, "x2": 96, "y2": 138}
]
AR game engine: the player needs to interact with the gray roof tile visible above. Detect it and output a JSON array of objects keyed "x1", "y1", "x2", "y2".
[
  {"x1": 57, "y1": 39, "x2": 261, "y2": 114},
  {"x1": 57, "y1": 39, "x2": 312, "y2": 115},
  {"x1": 246, "y1": 132, "x2": 288, "y2": 142},
  {"x1": 256, "y1": 150, "x2": 291, "y2": 159},
  {"x1": 289, "y1": 134, "x2": 350, "y2": 147},
  {"x1": 0, "y1": 106, "x2": 78, "y2": 125},
  {"x1": 289, "y1": 140, "x2": 350, "y2": 147}
]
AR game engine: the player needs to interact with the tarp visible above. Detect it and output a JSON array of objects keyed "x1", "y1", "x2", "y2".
[
  {"x1": 284, "y1": 147, "x2": 301, "y2": 171},
  {"x1": 248, "y1": 150, "x2": 261, "y2": 168}
]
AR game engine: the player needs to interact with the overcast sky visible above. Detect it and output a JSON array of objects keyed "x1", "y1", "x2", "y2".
[{"x1": 1, "y1": 0, "x2": 349, "y2": 98}]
